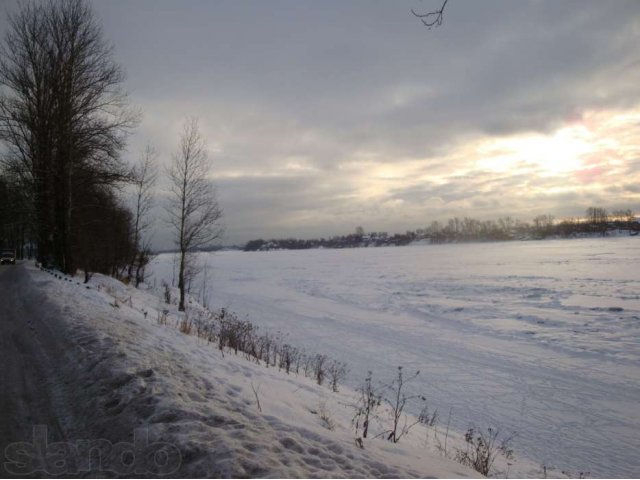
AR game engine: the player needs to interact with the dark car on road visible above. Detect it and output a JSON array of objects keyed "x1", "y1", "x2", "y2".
[{"x1": 0, "y1": 250, "x2": 16, "y2": 265}]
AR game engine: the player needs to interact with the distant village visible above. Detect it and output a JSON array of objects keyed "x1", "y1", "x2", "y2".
[{"x1": 244, "y1": 208, "x2": 640, "y2": 251}]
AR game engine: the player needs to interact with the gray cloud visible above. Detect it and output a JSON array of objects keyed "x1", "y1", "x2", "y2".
[{"x1": 2, "y1": 0, "x2": 640, "y2": 244}]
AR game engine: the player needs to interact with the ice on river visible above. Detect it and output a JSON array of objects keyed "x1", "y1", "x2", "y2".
[{"x1": 150, "y1": 237, "x2": 640, "y2": 477}]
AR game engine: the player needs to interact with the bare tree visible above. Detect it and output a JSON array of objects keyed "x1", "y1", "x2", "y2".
[
  {"x1": 167, "y1": 117, "x2": 223, "y2": 311},
  {"x1": 0, "y1": 0, "x2": 138, "y2": 273},
  {"x1": 384, "y1": 366, "x2": 424, "y2": 443},
  {"x1": 0, "y1": 2, "x2": 55, "y2": 264},
  {"x1": 612, "y1": 209, "x2": 633, "y2": 224},
  {"x1": 532, "y1": 214, "x2": 555, "y2": 238},
  {"x1": 128, "y1": 144, "x2": 158, "y2": 285},
  {"x1": 352, "y1": 371, "x2": 382, "y2": 441},
  {"x1": 412, "y1": 0, "x2": 449, "y2": 28},
  {"x1": 586, "y1": 207, "x2": 608, "y2": 236}
]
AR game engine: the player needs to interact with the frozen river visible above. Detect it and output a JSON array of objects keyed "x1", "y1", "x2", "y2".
[{"x1": 151, "y1": 237, "x2": 640, "y2": 477}]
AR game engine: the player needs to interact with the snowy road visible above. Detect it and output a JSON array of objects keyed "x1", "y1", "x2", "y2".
[
  {"x1": 0, "y1": 265, "x2": 165, "y2": 477},
  {"x1": 0, "y1": 264, "x2": 69, "y2": 472}
]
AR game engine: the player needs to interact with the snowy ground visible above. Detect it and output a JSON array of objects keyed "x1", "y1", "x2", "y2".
[
  {"x1": 2, "y1": 263, "x2": 478, "y2": 478},
  {"x1": 149, "y1": 237, "x2": 640, "y2": 478}
]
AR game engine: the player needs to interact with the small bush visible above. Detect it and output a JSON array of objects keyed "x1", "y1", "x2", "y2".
[
  {"x1": 151, "y1": 287, "x2": 349, "y2": 393},
  {"x1": 318, "y1": 401, "x2": 335, "y2": 430},
  {"x1": 278, "y1": 344, "x2": 294, "y2": 374},
  {"x1": 384, "y1": 367, "x2": 424, "y2": 443},
  {"x1": 216, "y1": 308, "x2": 254, "y2": 355},
  {"x1": 352, "y1": 371, "x2": 382, "y2": 441},
  {"x1": 328, "y1": 360, "x2": 347, "y2": 392},
  {"x1": 312, "y1": 354, "x2": 328, "y2": 386},
  {"x1": 192, "y1": 311, "x2": 211, "y2": 339},
  {"x1": 454, "y1": 427, "x2": 514, "y2": 476}
]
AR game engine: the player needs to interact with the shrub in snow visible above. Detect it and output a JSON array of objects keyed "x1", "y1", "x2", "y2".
[
  {"x1": 293, "y1": 348, "x2": 305, "y2": 374},
  {"x1": 150, "y1": 289, "x2": 350, "y2": 393},
  {"x1": 312, "y1": 354, "x2": 328, "y2": 386},
  {"x1": 257, "y1": 332, "x2": 273, "y2": 366},
  {"x1": 351, "y1": 368, "x2": 437, "y2": 450},
  {"x1": 216, "y1": 308, "x2": 254, "y2": 356},
  {"x1": 352, "y1": 371, "x2": 382, "y2": 441},
  {"x1": 328, "y1": 360, "x2": 348, "y2": 392},
  {"x1": 318, "y1": 400, "x2": 335, "y2": 431},
  {"x1": 418, "y1": 403, "x2": 438, "y2": 442},
  {"x1": 454, "y1": 427, "x2": 514, "y2": 476},
  {"x1": 192, "y1": 310, "x2": 212, "y2": 339},
  {"x1": 384, "y1": 367, "x2": 427, "y2": 443},
  {"x1": 278, "y1": 344, "x2": 294, "y2": 374}
]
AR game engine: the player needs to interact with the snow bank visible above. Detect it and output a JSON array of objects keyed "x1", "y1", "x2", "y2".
[
  {"x1": 147, "y1": 238, "x2": 640, "y2": 478},
  {"x1": 25, "y1": 264, "x2": 478, "y2": 478}
]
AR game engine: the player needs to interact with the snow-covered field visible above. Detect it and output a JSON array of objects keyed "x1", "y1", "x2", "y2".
[
  {"x1": 150, "y1": 237, "x2": 640, "y2": 478},
  {"x1": 20, "y1": 264, "x2": 477, "y2": 478}
]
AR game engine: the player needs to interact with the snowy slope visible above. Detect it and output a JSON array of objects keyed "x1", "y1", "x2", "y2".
[
  {"x1": 23, "y1": 264, "x2": 478, "y2": 478},
  {"x1": 148, "y1": 237, "x2": 640, "y2": 478}
]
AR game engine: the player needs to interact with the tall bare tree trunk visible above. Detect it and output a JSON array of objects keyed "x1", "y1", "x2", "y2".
[
  {"x1": 168, "y1": 118, "x2": 223, "y2": 312},
  {"x1": 0, "y1": 0, "x2": 137, "y2": 274}
]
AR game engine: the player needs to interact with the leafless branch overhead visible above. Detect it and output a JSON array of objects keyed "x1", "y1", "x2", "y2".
[{"x1": 411, "y1": 0, "x2": 449, "y2": 28}]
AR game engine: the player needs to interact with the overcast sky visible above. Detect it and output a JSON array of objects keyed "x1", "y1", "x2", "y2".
[{"x1": 2, "y1": 0, "x2": 640, "y2": 246}]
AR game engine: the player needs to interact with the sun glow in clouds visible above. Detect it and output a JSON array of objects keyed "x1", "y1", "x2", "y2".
[
  {"x1": 472, "y1": 108, "x2": 640, "y2": 186},
  {"x1": 477, "y1": 125, "x2": 594, "y2": 175},
  {"x1": 331, "y1": 107, "x2": 640, "y2": 221}
]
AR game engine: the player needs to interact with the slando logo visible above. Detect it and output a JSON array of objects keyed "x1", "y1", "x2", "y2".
[{"x1": 3, "y1": 425, "x2": 182, "y2": 475}]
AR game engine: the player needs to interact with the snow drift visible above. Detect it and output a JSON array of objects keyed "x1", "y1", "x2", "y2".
[{"x1": 16, "y1": 263, "x2": 478, "y2": 478}]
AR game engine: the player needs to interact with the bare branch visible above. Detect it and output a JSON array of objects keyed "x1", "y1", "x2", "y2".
[{"x1": 411, "y1": 0, "x2": 449, "y2": 28}]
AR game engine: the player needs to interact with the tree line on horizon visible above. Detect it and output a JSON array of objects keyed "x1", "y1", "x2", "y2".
[{"x1": 244, "y1": 207, "x2": 639, "y2": 251}]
